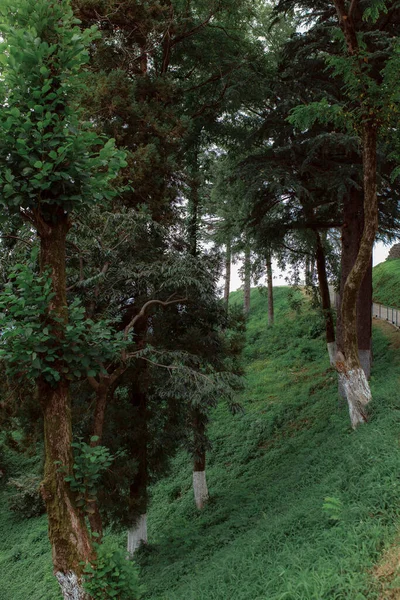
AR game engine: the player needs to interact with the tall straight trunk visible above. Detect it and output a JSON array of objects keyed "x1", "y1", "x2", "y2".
[
  {"x1": 127, "y1": 378, "x2": 148, "y2": 555},
  {"x1": 192, "y1": 408, "x2": 208, "y2": 510},
  {"x1": 224, "y1": 238, "x2": 231, "y2": 309},
  {"x1": 188, "y1": 154, "x2": 199, "y2": 258},
  {"x1": 87, "y1": 382, "x2": 109, "y2": 541},
  {"x1": 38, "y1": 214, "x2": 92, "y2": 599},
  {"x1": 243, "y1": 245, "x2": 251, "y2": 315},
  {"x1": 266, "y1": 251, "x2": 274, "y2": 326},
  {"x1": 314, "y1": 231, "x2": 336, "y2": 364},
  {"x1": 336, "y1": 123, "x2": 378, "y2": 428}
]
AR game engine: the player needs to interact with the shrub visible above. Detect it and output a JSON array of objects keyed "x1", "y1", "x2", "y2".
[
  {"x1": 83, "y1": 540, "x2": 143, "y2": 599},
  {"x1": 7, "y1": 474, "x2": 45, "y2": 518}
]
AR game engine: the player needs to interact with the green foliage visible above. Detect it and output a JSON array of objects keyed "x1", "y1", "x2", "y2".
[
  {"x1": 61, "y1": 438, "x2": 116, "y2": 515},
  {"x1": 3, "y1": 288, "x2": 400, "y2": 598},
  {"x1": 83, "y1": 540, "x2": 143, "y2": 600},
  {"x1": 322, "y1": 496, "x2": 343, "y2": 522},
  {"x1": 0, "y1": 0, "x2": 127, "y2": 220},
  {"x1": 7, "y1": 474, "x2": 45, "y2": 519},
  {"x1": 363, "y1": 1, "x2": 388, "y2": 23},
  {"x1": 288, "y1": 98, "x2": 352, "y2": 132},
  {"x1": 0, "y1": 256, "x2": 128, "y2": 384},
  {"x1": 372, "y1": 258, "x2": 400, "y2": 308}
]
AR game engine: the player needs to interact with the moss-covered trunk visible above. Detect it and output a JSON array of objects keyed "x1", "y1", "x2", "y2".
[
  {"x1": 38, "y1": 213, "x2": 93, "y2": 598},
  {"x1": 336, "y1": 123, "x2": 378, "y2": 428}
]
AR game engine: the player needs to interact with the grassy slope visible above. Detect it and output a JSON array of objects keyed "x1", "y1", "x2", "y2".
[
  {"x1": 373, "y1": 258, "x2": 400, "y2": 307},
  {"x1": 1, "y1": 287, "x2": 400, "y2": 599},
  {"x1": 0, "y1": 452, "x2": 59, "y2": 599},
  {"x1": 138, "y1": 288, "x2": 400, "y2": 600}
]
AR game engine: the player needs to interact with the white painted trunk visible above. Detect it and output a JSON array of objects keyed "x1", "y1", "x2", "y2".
[
  {"x1": 127, "y1": 513, "x2": 147, "y2": 555},
  {"x1": 56, "y1": 571, "x2": 88, "y2": 600},
  {"x1": 327, "y1": 342, "x2": 337, "y2": 367},
  {"x1": 339, "y1": 367, "x2": 371, "y2": 429},
  {"x1": 193, "y1": 470, "x2": 209, "y2": 509}
]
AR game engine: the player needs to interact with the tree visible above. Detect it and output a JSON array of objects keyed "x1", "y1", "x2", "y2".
[
  {"x1": 289, "y1": 0, "x2": 400, "y2": 426},
  {"x1": 0, "y1": 1, "x2": 125, "y2": 596}
]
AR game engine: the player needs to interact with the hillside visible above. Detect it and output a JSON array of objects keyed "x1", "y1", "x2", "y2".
[
  {"x1": 2, "y1": 287, "x2": 400, "y2": 599},
  {"x1": 373, "y1": 258, "x2": 400, "y2": 308}
]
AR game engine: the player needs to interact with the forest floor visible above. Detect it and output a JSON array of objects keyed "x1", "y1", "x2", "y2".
[{"x1": 1, "y1": 287, "x2": 400, "y2": 599}]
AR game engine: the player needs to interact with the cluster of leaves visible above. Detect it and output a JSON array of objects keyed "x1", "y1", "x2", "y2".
[
  {"x1": 83, "y1": 540, "x2": 143, "y2": 600},
  {"x1": 61, "y1": 437, "x2": 118, "y2": 515},
  {"x1": 0, "y1": 0, "x2": 127, "y2": 220},
  {"x1": 0, "y1": 258, "x2": 128, "y2": 385},
  {"x1": 7, "y1": 474, "x2": 45, "y2": 519}
]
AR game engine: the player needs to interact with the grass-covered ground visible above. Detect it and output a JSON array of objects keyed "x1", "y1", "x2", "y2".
[
  {"x1": 373, "y1": 258, "x2": 400, "y2": 308},
  {"x1": 2, "y1": 287, "x2": 400, "y2": 599}
]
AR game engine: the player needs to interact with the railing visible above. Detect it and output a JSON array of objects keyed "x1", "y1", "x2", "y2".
[
  {"x1": 329, "y1": 286, "x2": 400, "y2": 330},
  {"x1": 372, "y1": 302, "x2": 400, "y2": 329}
]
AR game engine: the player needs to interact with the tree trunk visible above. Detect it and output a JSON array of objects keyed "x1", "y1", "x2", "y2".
[
  {"x1": 336, "y1": 123, "x2": 378, "y2": 428},
  {"x1": 127, "y1": 377, "x2": 148, "y2": 555},
  {"x1": 188, "y1": 154, "x2": 199, "y2": 258},
  {"x1": 224, "y1": 238, "x2": 231, "y2": 309},
  {"x1": 87, "y1": 383, "x2": 109, "y2": 541},
  {"x1": 337, "y1": 188, "x2": 373, "y2": 378},
  {"x1": 266, "y1": 251, "x2": 274, "y2": 326},
  {"x1": 243, "y1": 245, "x2": 251, "y2": 315},
  {"x1": 38, "y1": 214, "x2": 93, "y2": 599},
  {"x1": 192, "y1": 409, "x2": 208, "y2": 509},
  {"x1": 314, "y1": 231, "x2": 336, "y2": 364}
]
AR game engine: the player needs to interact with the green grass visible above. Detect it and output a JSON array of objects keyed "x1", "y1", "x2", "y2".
[
  {"x1": 373, "y1": 258, "x2": 400, "y2": 307},
  {"x1": 1, "y1": 287, "x2": 400, "y2": 599},
  {"x1": 137, "y1": 288, "x2": 400, "y2": 600}
]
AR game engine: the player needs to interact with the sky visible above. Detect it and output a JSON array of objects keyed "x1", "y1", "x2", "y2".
[{"x1": 227, "y1": 240, "x2": 392, "y2": 292}]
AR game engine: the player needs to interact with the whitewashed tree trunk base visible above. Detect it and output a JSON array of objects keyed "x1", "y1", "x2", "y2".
[
  {"x1": 339, "y1": 367, "x2": 371, "y2": 429},
  {"x1": 338, "y1": 349, "x2": 371, "y2": 398},
  {"x1": 56, "y1": 571, "x2": 88, "y2": 600},
  {"x1": 193, "y1": 470, "x2": 208, "y2": 509},
  {"x1": 327, "y1": 342, "x2": 337, "y2": 367},
  {"x1": 127, "y1": 514, "x2": 147, "y2": 555}
]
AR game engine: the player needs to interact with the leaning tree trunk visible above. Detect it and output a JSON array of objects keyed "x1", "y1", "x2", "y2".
[
  {"x1": 192, "y1": 409, "x2": 209, "y2": 510},
  {"x1": 224, "y1": 238, "x2": 231, "y2": 309},
  {"x1": 314, "y1": 231, "x2": 336, "y2": 365},
  {"x1": 243, "y1": 245, "x2": 251, "y2": 315},
  {"x1": 337, "y1": 187, "x2": 373, "y2": 379},
  {"x1": 266, "y1": 251, "x2": 274, "y2": 326},
  {"x1": 38, "y1": 213, "x2": 93, "y2": 599},
  {"x1": 336, "y1": 123, "x2": 378, "y2": 428}
]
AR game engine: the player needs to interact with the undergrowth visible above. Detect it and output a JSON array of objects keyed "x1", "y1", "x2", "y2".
[
  {"x1": 137, "y1": 287, "x2": 400, "y2": 600},
  {"x1": 1, "y1": 287, "x2": 400, "y2": 599}
]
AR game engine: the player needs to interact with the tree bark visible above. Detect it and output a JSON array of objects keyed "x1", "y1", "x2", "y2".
[
  {"x1": 38, "y1": 214, "x2": 93, "y2": 599},
  {"x1": 127, "y1": 376, "x2": 148, "y2": 555},
  {"x1": 314, "y1": 231, "x2": 336, "y2": 364},
  {"x1": 266, "y1": 251, "x2": 274, "y2": 326},
  {"x1": 336, "y1": 187, "x2": 373, "y2": 377},
  {"x1": 243, "y1": 245, "x2": 251, "y2": 315},
  {"x1": 336, "y1": 123, "x2": 378, "y2": 428},
  {"x1": 224, "y1": 238, "x2": 231, "y2": 309},
  {"x1": 192, "y1": 409, "x2": 208, "y2": 509}
]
